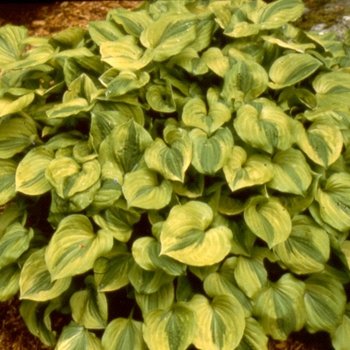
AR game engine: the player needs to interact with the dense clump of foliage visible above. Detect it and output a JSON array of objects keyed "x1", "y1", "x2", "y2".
[{"x1": 1, "y1": 0, "x2": 350, "y2": 349}]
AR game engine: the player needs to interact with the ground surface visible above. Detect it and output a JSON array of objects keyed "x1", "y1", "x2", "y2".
[{"x1": 0, "y1": 1, "x2": 349, "y2": 349}]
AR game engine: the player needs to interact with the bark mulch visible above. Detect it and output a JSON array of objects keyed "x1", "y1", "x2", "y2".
[{"x1": 0, "y1": 1, "x2": 340, "y2": 349}]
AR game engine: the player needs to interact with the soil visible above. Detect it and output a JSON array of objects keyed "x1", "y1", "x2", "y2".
[{"x1": 0, "y1": 1, "x2": 347, "y2": 349}]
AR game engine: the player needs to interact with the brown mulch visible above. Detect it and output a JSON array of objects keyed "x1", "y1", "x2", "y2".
[{"x1": 0, "y1": 1, "x2": 338, "y2": 349}]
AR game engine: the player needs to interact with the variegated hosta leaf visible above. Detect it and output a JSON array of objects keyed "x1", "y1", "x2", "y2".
[
  {"x1": 316, "y1": 173, "x2": 350, "y2": 232},
  {"x1": 46, "y1": 97, "x2": 93, "y2": 119},
  {"x1": 70, "y1": 284, "x2": 108, "y2": 329},
  {"x1": 273, "y1": 215, "x2": 330, "y2": 275},
  {"x1": 172, "y1": 165, "x2": 204, "y2": 198},
  {"x1": 0, "y1": 24, "x2": 27, "y2": 65},
  {"x1": 160, "y1": 201, "x2": 232, "y2": 266},
  {"x1": 45, "y1": 158, "x2": 100, "y2": 199},
  {"x1": 101, "y1": 318, "x2": 146, "y2": 350},
  {"x1": 0, "y1": 93, "x2": 34, "y2": 118},
  {"x1": 20, "y1": 300, "x2": 56, "y2": 347},
  {"x1": 267, "y1": 148, "x2": 312, "y2": 195},
  {"x1": 253, "y1": 273, "x2": 306, "y2": 340},
  {"x1": 16, "y1": 146, "x2": 54, "y2": 196},
  {"x1": 234, "y1": 104, "x2": 293, "y2": 154},
  {"x1": 88, "y1": 20, "x2": 124, "y2": 46},
  {"x1": 0, "y1": 159, "x2": 16, "y2": 205},
  {"x1": 203, "y1": 258, "x2": 253, "y2": 317},
  {"x1": 252, "y1": 0, "x2": 305, "y2": 29},
  {"x1": 269, "y1": 53, "x2": 322, "y2": 89},
  {"x1": 93, "y1": 200, "x2": 141, "y2": 242},
  {"x1": 236, "y1": 317, "x2": 269, "y2": 350},
  {"x1": 304, "y1": 273, "x2": 346, "y2": 334},
  {"x1": 190, "y1": 294, "x2": 245, "y2": 350},
  {"x1": 229, "y1": 220, "x2": 257, "y2": 257},
  {"x1": 20, "y1": 248, "x2": 71, "y2": 301},
  {"x1": 0, "y1": 116, "x2": 37, "y2": 159},
  {"x1": 132, "y1": 236, "x2": 186, "y2": 276},
  {"x1": 128, "y1": 261, "x2": 174, "y2": 294},
  {"x1": 223, "y1": 146, "x2": 274, "y2": 192},
  {"x1": 222, "y1": 60, "x2": 268, "y2": 102},
  {"x1": 94, "y1": 252, "x2": 132, "y2": 292},
  {"x1": 140, "y1": 12, "x2": 197, "y2": 62},
  {"x1": 45, "y1": 215, "x2": 113, "y2": 280},
  {"x1": 244, "y1": 196, "x2": 292, "y2": 248},
  {"x1": 56, "y1": 322, "x2": 102, "y2": 350},
  {"x1": 262, "y1": 35, "x2": 315, "y2": 53},
  {"x1": 101, "y1": 119, "x2": 153, "y2": 175},
  {"x1": 146, "y1": 83, "x2": 177, "y2": 113},
  {"x1": 100, "y1": 36, "x2": 154, "y2": 71},
  {"x1": 109, "y1": 8, "x2": 154, "y2": 37},
  {"x1": 135, "y1": 282, "x2": 174, "y2": 318},
  {"x1": 234, "y1": 256, "x2": 267, "y2": 299},
  {"x1": 0, "y1": 263, "x2": 20, "y2": 301},
  {"x1": 313, "y1": 71, "x2": 350, "y2": 108},
  {"x1": 168, "y1": 48, "x2": 208, "y2": 75},
  {"x1": 143, "y1": 302, "x2": 198, "y2": 350},
  {"x1": 341, "y1": 241, "x2": 350, "y2": 270},
  {"x1": 182, "y1": 97, "x2": 231, "y2": 136},
  {"x1": 202, "y1": 47, "x2": 229, "y2": 77},
  {"x1": 122, "y1": 168, "x2": 172, "y2": 210},
  {"x1": 105, "y1": 70, "x2": 150, "y2": 98},
  {"x1": 190, "y1": 127, "x2": 233, "y2": 175},
  {"x1": 331, "y1": 303, "x2": 350, "y2": 350},
  {"x1": 0, "y1": 222, "x2": 34, "y2": 269},
  {"x1": 294, "y1": 119, "x2": 342, "y2": 168},
  {"x1": 145, "y1": 128, "x2": 192, "y2": 182}
]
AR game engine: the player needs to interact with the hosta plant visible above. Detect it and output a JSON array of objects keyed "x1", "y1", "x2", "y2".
[{"x1": 1, "y1": 0, "x2": 350, "y2": 349}]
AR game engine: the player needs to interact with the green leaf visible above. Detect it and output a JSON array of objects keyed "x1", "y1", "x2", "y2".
[
  {"x1": 20, "y1": 300, "x2": 56, "y2": 347},
  {"x1": 0, "y1": 93, "x2": 34, "y2": 118},
  {"x1": 168, "y1": 48, "x2": 208, "y2": 75},
  {"x1": 145, "y1": 127, "x2": 192, "y2": 182},
  {"x1": 223, "y1": 146, "x2": 274, "y2": 192},
  {"x1": 45, "y1": 158, "x2": 100, "y2": 199},
  {"x1": 253, "y1": 273, "x2": 306, "y2": 340},
  {"x1": 0, "y1": 116, "x2": 37, "y2": 159},
  {"x1": 135, "y1": 283, "x2": 174, "y2": 318},
  {"x1": 93, "y1": 199, "x2": 141, "y2": 242},
  {"x1": 46, "y1": 98, "x2": 92, "y2": 119},
  {"x1": 182, "y1": 94, "x2": 231, "y2": 135},
  {"x1": 20, "y1": 248, "x2": 71, "y2": 302},
  {"x1": 16, "y1": 146, "x2": 54, "y2": 196},
  {"x1": 49, "y1": 26, "x2": 84, "y2": 49},
  {"x1": 294, "y1": 119, "x2": 343, "y2": 168},
  {"x1": 45, "y1": 215, "x2": 113, "y2": 280},
  {"x1": 143, "y1": 302, "x2": 198, "y2": 350},
  {"x1": 267, "y1": 148, "x2": 312, "y2": 195},
  {"x1": 236, "y1": 317, "x2": 269, "y2": 350},
  {"x1": 70, "y1": 285, "x2": 108, "y2": 329},
  {"x1": 0, "y1": 263, "x2": 20, "y2": 301},
  {"x1": 128, "y1": 261, "x2": 174, "y2": 295},
  {"x1": 101, "y1": 318, "x2": 147, "y2": 350},
  {"x1": 109, "y1": 8, "x2": 154, "y2": 37},
  {"x1": 88, "y1": 20, "x2": 124, "y2": 46},
  {"x1": 0, "y1": 222, "x2": 34, "y2": 269},
  {"x1": 100, "y1": 36, "x2": 153, "y2": 70},
  {"x1": 0, "y1": 159, "x2": 16, "y2": 205},
  {"x1": 145, "y1": 84, "x2": 176, "y2": 113},
  {"x1": 190, "y1": 127, "x2": 234, "y2": 175},
  {"x1": 222, "y1": 60, "x2": 268, "y2": 102},
  {"x1": 234, "y1": 256, "x2": 267, "y2": 299},
  {"x1": 0, "y1": 24, "x2": 27, "y2": 65},
  {"x1": 269, "y1": 53, "x2": 322, "y2": 89},
  {"x1": 273, "y1": 215, "x2": 330, "y2": 274},
  {"x1": 262, "y1": 35, "x2": 315, "y2": 53},
  {"x1": 316, "y1": 173, "x2": 350, "y2": 232},
  {"x1": 122, "y1": 168, "x2": 173, "y2": 210},
  {"x1": 160, "y1": 201, "x2": 232, "y2": 266},
  {"x1": 304, "y1": 273, "x2": 346, "y2": 333},
  {"x1": 234, "y1": 104, "x2": 293, "y2": 154},
  {"x1": 140, "y1": 12, "x2": 197, "y2": 62},
  {"x1": 202, "y1": 47, "x2": 229, "y2": 77},
  {"x1": 56, "y1": 322, "x2": 102, "y2": 350},
  {"x1": 190, "y1": 294, "x2": 245, "y2": 350},
  {"x1": 244, "y1": 196, "x2": 291, "y2": 248},
  {"x1": 331, "y1": 303, "x2": 350, "y2": 350}
]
